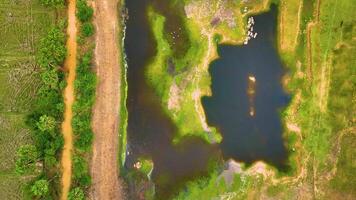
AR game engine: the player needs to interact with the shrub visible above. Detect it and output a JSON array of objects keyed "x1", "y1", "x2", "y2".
[{"x1": 81, "y1": 22, "x2": 94, "y2": 37}]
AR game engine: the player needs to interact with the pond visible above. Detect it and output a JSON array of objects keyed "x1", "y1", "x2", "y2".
[
  {"x1": 124, "y1": 0, "x2": 218, "y2": 199},
  {"x1": 202, "y1": 4, "x2": 290, "y2": 169},
  {"x1": 124, "y1": 1, "x2": 290, "y2": 199}
]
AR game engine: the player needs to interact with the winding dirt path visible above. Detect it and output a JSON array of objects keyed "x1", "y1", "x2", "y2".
[
  {"x1": 89, "y1": 0, "x2": 123, "y2": 199},
  {"x1": 60, "y1": 0, "x2": 77, "y2": 199}
]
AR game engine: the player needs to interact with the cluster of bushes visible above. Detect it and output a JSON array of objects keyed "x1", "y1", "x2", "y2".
[
  {"x1": 68, "y1": 0, "x2": 96, "y2": 198},
  {"x1": 72, "y1": 53, "x2": 96, "y2": 152},
  {"x1": 15, "y1": 24, "x2": 67, "y2": 199},
  {"x1": 77, "y1": 0, "x2": 94, "y2": 37}
]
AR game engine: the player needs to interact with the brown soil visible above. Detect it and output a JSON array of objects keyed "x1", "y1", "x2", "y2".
[
  {"x1": 60, "y1": 0, "x2": 77, "y2": 199},
  {"x1": 89, "y1": 0, "x2": 124, "y2": 199}
]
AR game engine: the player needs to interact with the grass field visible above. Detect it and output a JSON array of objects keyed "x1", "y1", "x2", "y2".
[{"x1": 0, "y1": 0, "x2": 58, "y2": 198}]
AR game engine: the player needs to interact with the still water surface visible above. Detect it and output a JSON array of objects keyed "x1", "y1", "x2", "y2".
[{"x1": 202, "y1": 5, "x2": 290, "y2": 169}]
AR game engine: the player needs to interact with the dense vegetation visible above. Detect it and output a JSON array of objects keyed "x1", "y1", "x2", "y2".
[
  {"x1": 13, "y1": 0, "x2": 96, "y2": 198},
  {"x1": 14, "y1": 23, "x2": 67, "y2": 198},
  {"x1": 69, "y1": 0, "x2": 96, "y2": 198}
]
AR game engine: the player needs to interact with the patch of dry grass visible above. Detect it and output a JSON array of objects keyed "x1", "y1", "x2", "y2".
[{"x1": 279, "y1": 0, "x2": 303, "y2": 52}]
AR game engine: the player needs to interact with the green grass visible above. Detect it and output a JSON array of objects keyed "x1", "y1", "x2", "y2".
[
  {"x1": 330, "y1": 134, "x2": 356, "y2": 194},
  {"x1": 295, "y1": 0, "x2": 355, "y2": 169},
  {"x1": 174, "y1": 170, "x2": 264, "y2": 200},
  {"x1": 0, "y1": 0, "x2": 60, "y2": 198},
  {"x1": 145, "y1": 7, "x2": 221, "y2": 144}
]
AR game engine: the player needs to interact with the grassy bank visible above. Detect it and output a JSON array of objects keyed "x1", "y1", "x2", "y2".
[{"x1": 118, "y1": 0, "x2": 128, "y2": 169}]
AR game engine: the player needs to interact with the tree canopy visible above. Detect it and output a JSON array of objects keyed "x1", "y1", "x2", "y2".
[
  {"x1": 77, "y1": 0, "x2": 94, "y2": 22},
  {"x1": 31, "y1": 179, "x2": 49, "y2": 197},
  {"x1": 36, "y1": 115, "x2": 57, "y2": 133},
  {"x1": 15, "y1": 145, "x2": 39, "y2": 175},
  {"x1": 37, "y1": 27, "x2": 67, "y2": 69}
]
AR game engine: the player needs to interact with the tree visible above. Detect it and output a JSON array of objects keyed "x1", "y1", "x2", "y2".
[
  {"x1": 68, "y1": 187, "x2": 85, "y2": 200},
  {"x1": 77, "y1": 0, "x2": 93, "y2": 22},
  {"x1": 15, "y1": 145, "x2": 39, "y2": 174},
  {"x1": 31, "y1": 179, "x2": 49, "y2": 197},
  {"x1": 36, "y1": 115, "x2": 57, "y2": 133},
  {"x1": 41, "y1": 69, "x2": 59, "y2": 89},
  {"x1": 37, "y1": 27, "x2": 66, "y2": 69}
]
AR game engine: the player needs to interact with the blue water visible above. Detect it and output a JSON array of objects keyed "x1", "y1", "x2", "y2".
[{"x1": 202, "y1": 5, "x2": 290, "y2": 169}]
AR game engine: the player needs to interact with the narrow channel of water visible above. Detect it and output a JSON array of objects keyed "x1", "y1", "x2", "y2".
[
  {"x1": 202, "y1": 5, "x2": 290, "y2": 169},
  {"x1": 60, "y1": 0, "x2": 77, "y2": 199}
]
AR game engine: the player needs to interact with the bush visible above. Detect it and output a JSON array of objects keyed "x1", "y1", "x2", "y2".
[
  {"x1": 77, "y1": 0, "x2": 93, "y2": 22},
  {"x1": 81, "y1": 22, "x2": 94, "y2": 37}
]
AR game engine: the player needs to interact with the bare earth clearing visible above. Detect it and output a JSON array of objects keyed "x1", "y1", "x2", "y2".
[{"x1": 89, "y1": 0, "x2": 123, "y2": 199}]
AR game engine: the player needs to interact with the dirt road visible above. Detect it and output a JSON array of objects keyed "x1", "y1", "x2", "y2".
[
  {"x1": 60, "y1": 0, "x2": 77, "y2": 199},
  {"x1": 90, "y1": 0, "x2": 123, "y2": 199}
]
